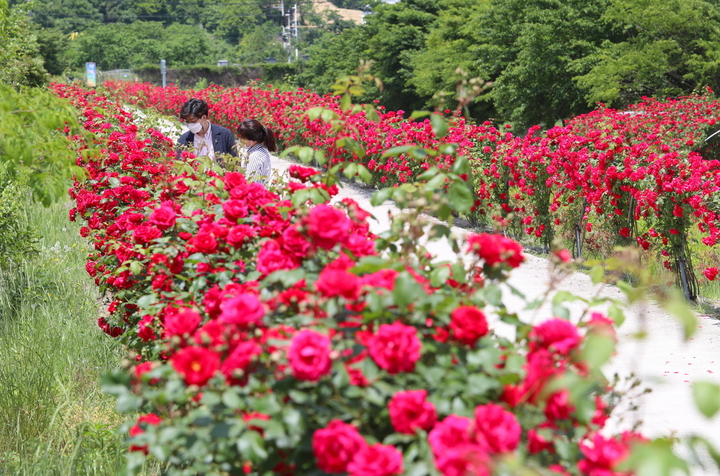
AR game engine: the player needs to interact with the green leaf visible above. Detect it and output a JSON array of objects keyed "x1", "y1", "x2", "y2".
[
  {"x1": 371, "y1": 187, "x2": 393, "y2": 206},
  {"x1": 298, "y1": 147, "x2": 314, "y2": 164},
  {"x1": 430, "y1": 266, "x2": 451, "y2": 287},
  {"x1": 306, "y1": 107, "x2": 324, "y2": 120},
  {"x1": 116, "y1": 393, "x2": 142, "y2": 413},
  {"x1": 660, "y1": 289, "x2": 698, "y2": 340},
  {"x1": 237, "y1": 430, "x2": 268, "y2": 463},
  {"x1": 590, "y1": 265, "x2": 604, "y2": 284},
  {"x1": 580, "y1": 333, "x2": 616, "y2": 368},
  {"x1": 430, "y1": 114, "x2": 449, "y2": 139},
  {"x1": 393, "y1": 272, "x2": 425, "y2": 309},
  {"x1": 692, "y1": 381, "x2": 720, "y2": 418},
  {"x1": 451, "y1": 155, "x2": 469, "y2": 175},
  {"x1": 411, "y1": 111, "x2": 432, "y2": 119},
  {"x1": 357, "y1": 164, "x2": 373, "y2": 184},
  {"x1": 448, "y1": 182, "x2": 473, "y2": 213},
  {"x1": 222, "y1": 389, "x2": 243, "y2": 409},
  {"x1": 382, "y1": 145, "x2": 414, "y2": 158}
]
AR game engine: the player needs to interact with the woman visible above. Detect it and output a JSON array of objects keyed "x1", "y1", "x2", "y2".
[{"x1": 237, "y1": 119, "x2": 276, "y2": 184}]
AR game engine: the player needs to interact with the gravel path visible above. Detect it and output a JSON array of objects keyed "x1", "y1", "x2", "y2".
[{"x1": 270, "y1": 155, "x2": 720, "y2": 474}]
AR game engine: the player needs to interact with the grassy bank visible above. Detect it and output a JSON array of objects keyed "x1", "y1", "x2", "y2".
[{"x1": 0, "y1": 192, "x2": 154, "y2": 475}]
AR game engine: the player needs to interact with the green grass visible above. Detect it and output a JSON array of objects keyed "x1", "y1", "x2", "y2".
[{"x1": 0, "y1": 193, "x2": 158, "y2": 475}]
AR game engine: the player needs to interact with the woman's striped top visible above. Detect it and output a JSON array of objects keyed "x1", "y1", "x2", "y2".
[{"x1": 245, "y1": 143, "x2": 272, "y2": 184}]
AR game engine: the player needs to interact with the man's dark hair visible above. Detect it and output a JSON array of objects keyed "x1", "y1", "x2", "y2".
[{"x1": 180, "y1": 98, "x2": 209, "y2": 120}]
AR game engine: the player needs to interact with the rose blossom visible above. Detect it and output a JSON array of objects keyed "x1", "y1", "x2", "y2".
[
  {"x1": 288, "y1": 330, "x2": 332, "y2": 381},
  {"x1": 220, "y1": 293, "x2": 265, "y2": 327},
  {"x1": 282, "y1": 225, "x2": 311, "y2": 258},
  {"x1": 164, "y1": 308, "x2": 202, "y2": 337},
  {"x1": 467, "y1": 233, "x2": 524, "y2": 268},
  {"x1": 312, "y1": 420, "x2": 367, "y2": 473},
  {"x1": 305, "y1": 204, "x2": 352, "y2": 250},
  {"x1": 704, "y1": 267, "x2": 719, "y2": 281},
  {"x1": 221, "y1": 340, "x2": 262, "y2": 385},
  {"x1": 473, "y1": 403, "x2": 521, "y2": 453},
  {"x1": 435, "y1": 443, "x2": 490, "y2": 476},
  {"x1": 148, "y1": 205, "x2": 176, "y2": 230},
  {"x1": 449, "y1": 306, "x2": 489, "y2": 346},
  {"x1": 530, "y1": 318, "x2": 582, "y2": 355},
  {"x1": 347, "y1": 443, "x2": 403, "y2": 476},
  {"x1": 388, "y1": 389, "x2": 437, "y2": 434},
  {"x1": 368, "y1": 322, "x2": 421, "y2": 374},
  {"x1": 227, "y1": 224, "x2": 255, "y2": 247},
  {"x1": 315, "y1": 268, "x2": 361, "y2": 300},
  {"x1": 189, "y1": 231, "x2": 217, "y2": 254},
  {"x1": 133, "y1": 225, "x2": 162, "y2": 244},
  {"x1": 256, "y1": 240, "x2": 297, "y2": 275},
  {"x1": 171, "y1": 346, "x2": 220, "y2": 386},
  {"x1": 428, "y1": 415, "x2": 473, "y2": 458},
  {"x1": 222, "y1": 199, "x2": 249, "y2": 221}
]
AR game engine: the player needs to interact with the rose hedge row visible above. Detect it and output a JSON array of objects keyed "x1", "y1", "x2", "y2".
[
  {"x1": 103, "y1": 81, "x2": 720, "y2": 299},
  {"x1": 54, "y1": 82, "x2": 691, "y2": 476}
]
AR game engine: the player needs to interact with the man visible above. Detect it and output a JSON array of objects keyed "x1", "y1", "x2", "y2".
[{"x1": 177, "y1": 98, "x2": 237, "y2": 166}]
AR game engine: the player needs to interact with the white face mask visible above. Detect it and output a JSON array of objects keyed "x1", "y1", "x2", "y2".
[{"x1": 186, "y1": 121, "x2": 203, "y2": 134}]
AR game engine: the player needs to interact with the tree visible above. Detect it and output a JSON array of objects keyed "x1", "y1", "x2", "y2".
[
  {"x1": 474, "y1": 0, "x2": 620, "y2": 130},
  {"x1": 299, "y1": 28, "x2": 375, "y2": 97},
  {"x1": 406, "y1": 0, "x2": 493, "y2": 117},
  {"x1": 574, "y1": 0, "x2": 720, "y2": 107},
  {"x1": 362, "y1": 0, "x2": 440, "y2": 111},
  {"x1": 235, "y1": 22, "x2": 288, "y2": 64},
  {"x1": 0, "y1": 0, "x2": 47, "y2": 87}
]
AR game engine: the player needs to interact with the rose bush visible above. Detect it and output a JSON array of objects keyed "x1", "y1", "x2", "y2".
[
  {"x1": 52, "y1": 82, "x2": 717, "y2": 476},
  {"x1": 103, "y1": 80, "x2": 720, "y2": 300}
]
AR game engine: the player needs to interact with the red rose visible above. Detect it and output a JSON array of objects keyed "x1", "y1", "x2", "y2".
[
  {"x1": 429, "y1": 415, "x2": 473, "y2": 458},
  {"x1": 220, "y1": 293, "x2": 265, "y2": 327},
  {"x1": 288, "y1": 330, "x2": 332, "y2": 381},
  {"x1": 221, "y1": 340, "x2": 261, "y2": 385},
  {"x1": 361, "y1": 269, "x2": 398, "y2": 290},
  {"x1": 133, "y1": 225, "x2": 162, "y2": 244},
  {"x1": 435, "y1": 443, "x2": 490, "y2": 476},
  {"x1": 344, "y1": 233, "x2": 376, "y2": 257},
  {"x1": 171, "y1": 346, "x2": 220, "y2": 386},
  {"x1": 315, "y1": 268, "x2": 361, "y2": 300},
  {"x1": 222, "y1": 199, "x2": 249, "y2": 221},
  {"x1": 450, "y1": 306, "x2": 489, "y2": 346},
  {"x1": 347, "y1": 443, "x2": 403, "y2": 476},
  {"x1": 545, "y1": 390, "x2": 575, "y2": 423},
  {"x1": 128, "y1": 413, "x2": 162, "y2": 453},
  {"x1": 530, "y1": 318, "x2": 582, "y2": 355},
  {"x1": 227, "y1": 224, "x2": 256, "y2": 247},
  {"x1": 312, "y1": 420, "x2": 367, "y2": 473},
  {"x1": 164, "y1": 308, "x2": 202, "y2": 338},
  {"x1": 256, "y1": 240, "x2": 297, "y2": 275},
  {"x1": 282, "y1": 225, "x2": 311, "y2": 258},
  {"x1": 527, "y1": 428, "x2": 554, "y2": 454},
  {"x1": 704, "y1": 267, "x2": 719, "y2": 281},
  {"x1": 306, "y1": 204, "x2": 352, "y2": 250},
  {"x1": 189, "y1": 231, "x2": 218, "y2": 254},
  {"x1": 578, "y1": 433, "x2": 633, "y2": 475},
  {"x1": 289, "y1": 164, "x2": 321, "y2": 182},
  {"x1": 473, "y1": 403, "x2": 521, "y2": 453},
  {"x1": 467, "y1": 233, "x2": 524, "y2": 268},
  {"x1": 388, "y1": 389, "x2": 436, "y2": 434},
  {"x1": 193, "y1": 320, "x2": 226, "y2": 347},
  {"x1": 368, "y1": 322, "x2": 421, "y2": 374},
  {"x1": 223, "y1": 172, "x2": 247, "y2": 190},
  {"x1": 149, "y1": 205, "x2": 176, "y2": 230}
]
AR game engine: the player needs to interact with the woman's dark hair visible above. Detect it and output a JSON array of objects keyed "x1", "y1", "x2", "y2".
[
  {"x1": 180, "y1": 98, "x2": 209, "y2": 120},
  {"x1": 237, "y1": 119, "x2": 277, "y2": 152}
]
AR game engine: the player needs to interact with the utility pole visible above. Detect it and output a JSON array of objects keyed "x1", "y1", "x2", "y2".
[{"x1": 293, "y1": 3, "x2": 299, "y2": 62}]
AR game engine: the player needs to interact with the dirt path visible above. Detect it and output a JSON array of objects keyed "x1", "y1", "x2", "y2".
[{"x1": 270, "y1": 155, "x2": 720, "y2": 474}]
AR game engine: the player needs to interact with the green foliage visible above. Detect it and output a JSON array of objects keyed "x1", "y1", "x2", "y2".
[
  {"x1": 362, "y1": 0, "x2": 440, "y2": 111},
  {"x1": 0, "y1": 85, "x2": 86, "y2": 206},
  {"x1": 0, "y1": 0, "x2": 47, "y2": 88},
  {"x1": 575, "y1": 0, "x2": 720, "y2": 107},
  {"x1": 0, "y1": 176, "x2": 37, "y2": 266},
  {"x1": 474, "y1": 0, "x2": 620, "y2": 129},
  {"x1": 64, "y1": 21, "x2": 232, "y2": 70},
  {"x1": 236, "y1": 22, "x2": 288, "y2": 64}
]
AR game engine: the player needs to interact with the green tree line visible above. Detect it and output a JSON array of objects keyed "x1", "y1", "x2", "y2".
[
  {"x1": 301, "y1": 0, "x2": 720, "y2": 128},
  {"x1": 10, "y1": 0, "x2": 369, "y2": 74}
]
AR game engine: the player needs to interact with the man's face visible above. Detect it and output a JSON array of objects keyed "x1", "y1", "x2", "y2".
[{"x1": 183, "y1": 114, "x2": 207, "y2": 133}]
